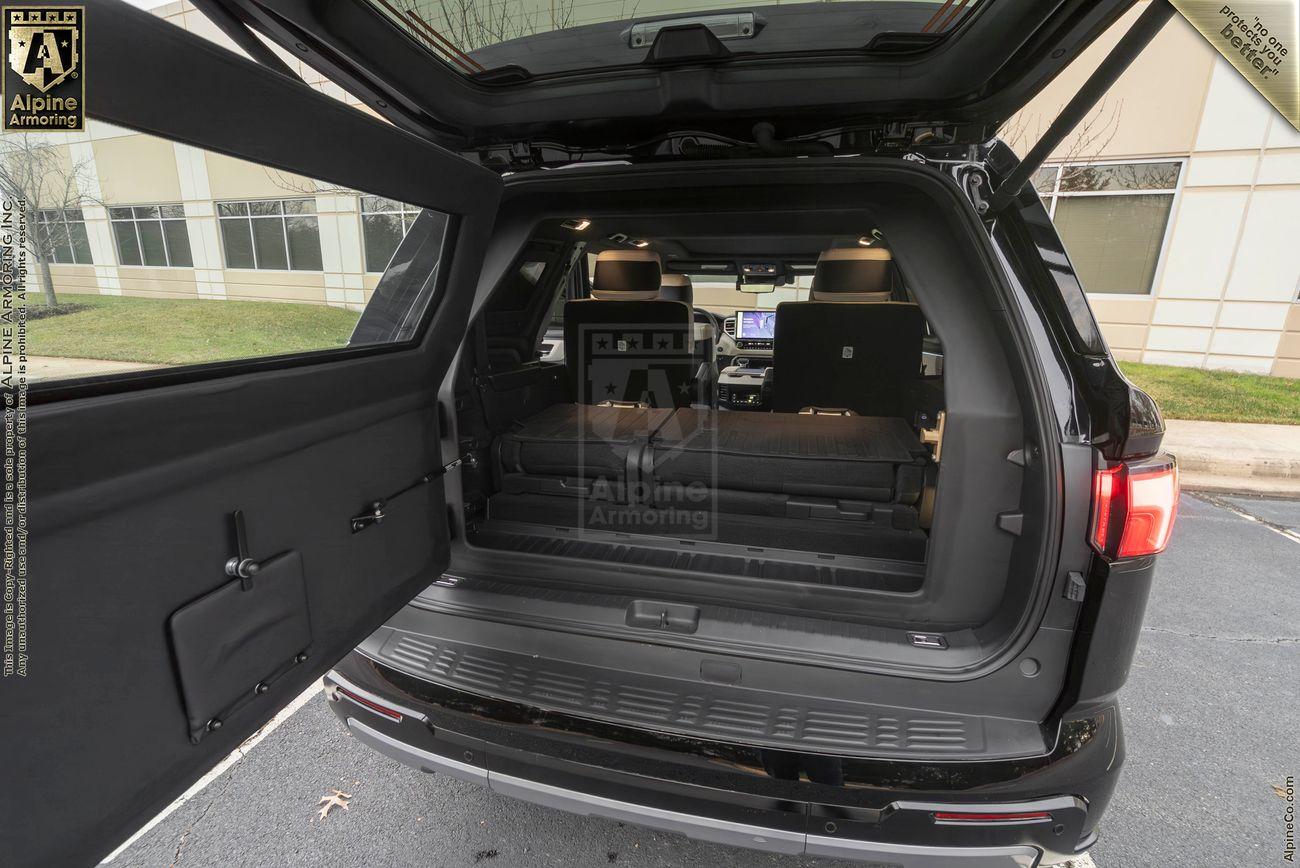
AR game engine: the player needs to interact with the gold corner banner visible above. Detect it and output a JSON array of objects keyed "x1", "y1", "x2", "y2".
[{"x1": 1170, "y1": 1, "x2": 1299, "y2": 130}]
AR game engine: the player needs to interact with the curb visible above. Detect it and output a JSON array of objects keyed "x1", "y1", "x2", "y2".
[
  {"x1": 1162, "y1": 420, "x2": 1300, "y2": 497},
  {"x1": 1176, "y1": 469, "x2": 1300, "y2": 496},
  {"x1": 1170, "y1": 447, "x2": 1300, "y2": 479}
]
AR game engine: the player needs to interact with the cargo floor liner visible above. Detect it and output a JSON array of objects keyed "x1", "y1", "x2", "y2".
[
  {"x1": 478, "y1": 495, "x2": 928, "y2": 562},
  {"x1": 468, "y1": 519, "x2": 925, "y2": 593}
]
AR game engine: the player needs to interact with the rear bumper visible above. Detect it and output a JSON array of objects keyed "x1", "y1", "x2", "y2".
[
  {"x1": 348, "y1": 713, "x2": 1049, "y2": 866},
  {"x1": 326, "y1": 653, "x2": 1119, "y2": 866}
]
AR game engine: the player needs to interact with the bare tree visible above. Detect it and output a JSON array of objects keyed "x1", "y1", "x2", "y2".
[
  {"x1": 1000, "y1": 97, "x2": 1123, "y2": 166},
  {"x1": 385, "y1": 0, "x2": 578, "y2": 59},
  {"x1": 261, "y1": 168, "x2": 355, "y2": 197},
  {"x1": 0, "y1": 134, "x2": 102, "y2": 308}
]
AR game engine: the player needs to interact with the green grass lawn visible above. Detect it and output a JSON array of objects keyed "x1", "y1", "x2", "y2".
[
  {"x1": 26, "y1": 293, "x2": 361, "y2": 367},
  {"x1": 1119, "y1": 361, "x2": 1299, "y2": 425},
  {"x1": 22, "y1": 294, "x2": 1298, "y2": 424}
]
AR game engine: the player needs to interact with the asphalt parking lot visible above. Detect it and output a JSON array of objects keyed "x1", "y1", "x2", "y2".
[{"x1": 114, "y1": 492, "x2": 1299, "y2": 868}]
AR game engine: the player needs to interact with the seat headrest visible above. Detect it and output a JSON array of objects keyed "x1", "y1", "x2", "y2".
[
  {"x1": 592, "y1": 249, "x2": 663, "y2": 300},
  {"x1": 811, "y1": 247, "x2": 893, "y2": 302},
  {"x1": 658, "y1": 273, "x2": 693, "y2": 305}
]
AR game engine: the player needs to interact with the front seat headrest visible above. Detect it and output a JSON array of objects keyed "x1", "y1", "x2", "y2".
[
  {"x1": 591, "y1": 249, "x2": 663, "y2": 300},
  {"x1": 659, "y1": 273, "x2": 693, "y2": 305},
  {"x1": 811, "y1": 247, "x2": 893, "y2": 302}
]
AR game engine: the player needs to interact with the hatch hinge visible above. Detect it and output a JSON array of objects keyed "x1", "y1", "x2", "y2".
[
  {"x1": 948, "y1": 146, "x2": 992, "y2": 217},
  {"x1": 962, "y1": 168, "x2": 990, "y2": 217}
]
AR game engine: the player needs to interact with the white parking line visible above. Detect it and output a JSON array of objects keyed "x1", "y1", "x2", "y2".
[
  {"x1": 1192, "y1": 492, "x2": 1300, "y2": 545},
  {"x1": 100, "y1": 681, "x2": 324, "y2": 864}
]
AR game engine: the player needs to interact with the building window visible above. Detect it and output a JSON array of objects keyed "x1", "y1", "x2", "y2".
[
  {"x1": 109, "y1": 204, "x2": 194, "y2": 267},
  {"x1": 361, "y1": 196, "x2": 420, "y2": 272},
  {"x1": 217, "y1": 198, "x2": 322, "y2": 271},
  {"x1": 1036, "y1": 161, "x2": 1181, "y2": 295},
  {"x1": 35, "y1": 209, "x2": 93, "y2": 264}
]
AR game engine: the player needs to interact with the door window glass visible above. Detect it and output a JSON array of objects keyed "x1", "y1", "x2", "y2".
[
  {"x1": 3, "y1": 126, "x2": 450, "y2": 385},
  {"x1": 361, "y1": 0, "x2": 988, "y2": 79}
]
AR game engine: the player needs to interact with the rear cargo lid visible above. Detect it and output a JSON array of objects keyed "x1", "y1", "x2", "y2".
[{"x1": 225, "y1": 0, "x2": 1135, "y2": 150}]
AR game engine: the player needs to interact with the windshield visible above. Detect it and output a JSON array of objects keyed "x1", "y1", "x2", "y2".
[
  {"x1": 689, "y1": 274, "x2": 814, "y2": 316},
  {"x1": 364, "y1": 0, "x2": 987, "y2": 78}
]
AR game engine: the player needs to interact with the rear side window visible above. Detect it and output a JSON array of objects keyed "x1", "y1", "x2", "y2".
[{"x1": 1, "y1": 124, "x2": 447, "y2": 386}]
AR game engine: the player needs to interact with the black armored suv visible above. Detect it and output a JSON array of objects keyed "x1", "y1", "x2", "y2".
[{"x1": 9, "y1": 1, "x2": 1181, "y2": 865}]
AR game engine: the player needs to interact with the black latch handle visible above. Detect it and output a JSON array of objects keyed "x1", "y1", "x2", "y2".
[{"x1": 224, "y1": 510, "x2": 262, "y2": 590}]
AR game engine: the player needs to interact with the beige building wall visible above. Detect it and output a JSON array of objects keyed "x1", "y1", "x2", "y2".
[
  {"x1": 46, "y1": 117, "x2": 381, "y2": 310},
  {"x1": 43, "y1": 1, "x2": 382, "y2": 309},
  {"x1": 1006, "y1": 6, "x2": 1218, "y2": 161}
]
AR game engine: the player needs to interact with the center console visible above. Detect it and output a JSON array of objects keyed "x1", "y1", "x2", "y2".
[{"x1": 717, "y1": 365, "x2": 773, "y2": 409}]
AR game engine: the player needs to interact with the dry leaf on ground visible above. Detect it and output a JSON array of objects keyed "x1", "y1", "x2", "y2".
[{"x1": 317, "y1": 789, "x2": 352, "y2": 820}]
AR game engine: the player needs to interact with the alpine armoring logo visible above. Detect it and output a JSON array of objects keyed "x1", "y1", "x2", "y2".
[
  {"x1": 575, "y1": 320, "x2": 719, "y2": 540},
  {"x1": 4, "y1": 7, "x2": 85, "y2": 131}
]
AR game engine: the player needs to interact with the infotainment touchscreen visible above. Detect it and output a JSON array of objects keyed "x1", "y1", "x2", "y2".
[{"x1": 735, "y1": 310, "x2": 776, "y2": 340}]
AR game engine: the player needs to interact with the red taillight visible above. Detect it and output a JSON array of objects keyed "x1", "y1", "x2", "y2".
[
  {"x1": 933, "y1": 811, "x2": 1052, "y2": 824},
  {"x1": 1090, "y1": 456, "x2": 1179, "y2": 560},
  {"x1": 1090, "y1": 465, "x2": 1122, "y2": 552},
  {"x1": 334, "y1": 685, "x2": 404, "y2": 723}
]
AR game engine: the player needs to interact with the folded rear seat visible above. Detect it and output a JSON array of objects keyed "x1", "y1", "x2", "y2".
[
  {"x1": 491, "y1": 404, "x2": 928, "y2": 536},
  {"x1": 650, "y1": 410, "x2": 925, "y2": 503},
  {"x1": 492, "y1": 402, "x2": 674, "y2": 499}
]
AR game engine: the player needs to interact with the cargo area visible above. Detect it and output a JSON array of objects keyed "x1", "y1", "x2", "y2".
[
  {"x1": 480, "y1": 403, "x2": 931, "y2": 588},
  {"x1": 421, "y1": 164, "x2": 1070, "y2": 679}
]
